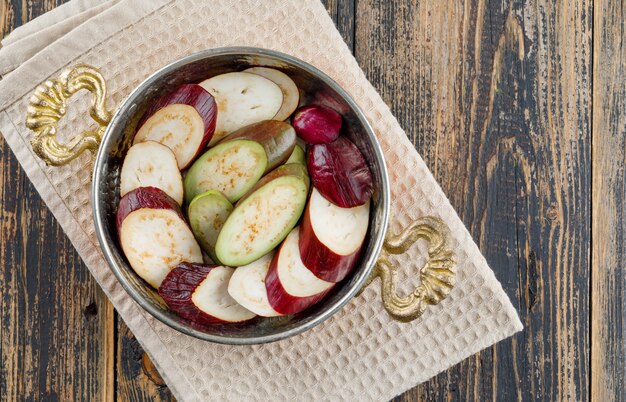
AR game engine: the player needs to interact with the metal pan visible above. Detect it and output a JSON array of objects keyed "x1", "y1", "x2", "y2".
[{"x1": 25, "y1": 47, "x2": 455, "y2": 344}]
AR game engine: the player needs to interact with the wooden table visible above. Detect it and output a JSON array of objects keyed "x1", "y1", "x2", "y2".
[{"x1": 1, "y1": 0, "x2": 624, "y2": 400}]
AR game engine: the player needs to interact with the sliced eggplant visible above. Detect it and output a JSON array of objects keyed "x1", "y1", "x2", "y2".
[
  {"x1": 218, "y1": 120, "x2": 296, "y2": 172},
  {"x1": 159, "y1": 263, "x2": 255, "y2": 325},
  {"x1": 133, "y1": 84, "x2": 217, "y2": 169},
  {"x1": 227, "y1": 253, "x2": 283, "y2": 317},
  {"x1": 265, "y1": 228, "x2": 334, "y2": 315},
  {"x1": 307, "y1": 136, "x2": 373, "y2": 208},
  {"x1": 120, "y1": 141, "x2": 184, "y2": 205},
  {"x1": 292, "y1": 104, "x2": 341, "y2": 144},
  {"x1": 187, "y1": 190, "x2": 233, "y2": 263},
  {"x1": 236, "y1": 163, "x2": 309, "y2": 206},
  {"x1": 299, "y1": 188, "x2": 370, "y2": 282},
  {"x1": 184, "y1": 139, "x2": 267, "y2": 204},
  {"x1": 214, "y1": 168, "x2": 309, "y2": 266},
  {"x1": 116, "y1": 187, "x2": 202, "y2": 288},
  {"x1": 243, "y1": 67, "x2": 299, "y2": 121},
  {"x1": 199, "y1": 72, "x2": 283, "y2": 144}
]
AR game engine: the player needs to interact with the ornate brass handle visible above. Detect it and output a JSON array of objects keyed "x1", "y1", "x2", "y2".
[
  {"x1": 361, "y1": 216, "x2": 456, "y2": 322},
  {"x1": 25, "y1": 64, "x2": 111, "y2": 166}
]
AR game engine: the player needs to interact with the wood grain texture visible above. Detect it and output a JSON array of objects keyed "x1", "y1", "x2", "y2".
[
  {"x1": 592, "y1": 0, "x2": 626, "y2": 401},
  {"x1": 353, "y1": 1, "x2": 591, "y2": 401},
  {"x1": 0, "y1": 137, "x2": 115, "y2": 402},
  {"x1": 0, "y1": 0, "x2": 18, "y2": 37},
  {"x1": 117, "y1": 320, "x2": 174, "y2": 401},
  {"x1": 0, "y1": 1, "x2": 115, "y2": 402},
  {"x1": 1, "y1": 0, "x2": 624, "y2": 401},
  {"x1": 322, "y1": 0, "x2": 355, "y2": 52}
]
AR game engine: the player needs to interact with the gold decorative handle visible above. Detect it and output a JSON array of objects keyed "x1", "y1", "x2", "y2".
[
  {"x1": 361, "y1": 216, "x2": 456, "y2": 322},
  {"x1": 25, "y1": 64, "x2": 111, "y2": 166}
]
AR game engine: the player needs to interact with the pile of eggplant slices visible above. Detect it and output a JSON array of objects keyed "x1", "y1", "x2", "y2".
[{"x1": 116, "y1": 67, "x2": 373, "y2": 325}]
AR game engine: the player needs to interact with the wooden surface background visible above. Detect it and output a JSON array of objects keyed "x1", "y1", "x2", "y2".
[{"x1": 0, "y1": 0, "x2": 623, "y2": 400}]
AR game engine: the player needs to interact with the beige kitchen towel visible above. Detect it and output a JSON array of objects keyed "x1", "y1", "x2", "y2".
[
  {"x1": 0, "y1": 0, "x2": 523, "y2": 401},
  {"x1": 0, "y1": 0, "x2": 118, "y2": 77},
  {"x1": 1, "y1": 0, "x2": 104, "y2": 46}
]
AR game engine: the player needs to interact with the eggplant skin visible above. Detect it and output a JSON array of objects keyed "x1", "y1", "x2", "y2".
[
  {"x1": 292, "y1": 105, "x2": 342, "y2": 144},
  {"x1": 218, "y1": 120, "x2": 296, "y2": 172},
  {"x1": 135, "y1": 83, "x2": 217, "y2": 148},
  {"x1": 116, "y1": 186, "x2": 185, "y2": 232},
  {"x1": 298, "y1": 204, "x2": 362, "y2": 283},
  {"x1": 307, "y1": 136, "x2": 373, "y2": 208},
  {"x1": 158, "y1": 262, "x2": 226, "y2": 326},
  {"x1": 265, "y1": 240, "x2": 333, "y2": 315}
]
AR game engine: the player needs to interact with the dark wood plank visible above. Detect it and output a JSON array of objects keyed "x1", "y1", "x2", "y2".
[
  {"x1": 116, "y1": 320, "x2": 175, "y2": 401},
  {"x1": 321, "y1": 0, "x2": 355, "y2": 52},
  {"x1": 0, "y1": 121, "x2": 115, "y2": 402},
  {"x1": 0, "y1": 0, "x2": 18, "y2": 37},
  {"x1": 1, "y1": 1, "x2": 603, "y2": 401},
  {"x1": 20, "y1": 0, "x2": 54, "y2": 25},
  {"x1": 0, "y1": 1, "x2": 115, "y2": 401},
  {"x1": 354, "y1": 1, "x2": 592, "y2": 401},
  {"x1": 591, "y1": 1, "x2": 626, "y2": 400}
]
